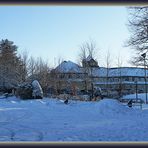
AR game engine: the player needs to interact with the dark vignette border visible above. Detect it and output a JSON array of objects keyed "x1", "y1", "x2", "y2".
[
  {"x1": 0, "y1": 0, "x2": 147, "y2": 5},
  {"x1": 0, "y1": 0, "x2": 148, "y2": 147},
  {"x1": 1, "y1": 142, "x2": 148, "y2": 147}
]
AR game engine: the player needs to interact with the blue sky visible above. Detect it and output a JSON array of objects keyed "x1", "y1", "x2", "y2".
[{"x1": 0, "y1": 6, "x2": 132, "y2": 67}]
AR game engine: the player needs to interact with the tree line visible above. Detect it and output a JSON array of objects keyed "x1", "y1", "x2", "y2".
[
  {"x1": 0, "y1": 39, "x2": 50, "y2": 95},
  {"x1": 0, "y1": 38, "x2": 100, "y2": 96}
]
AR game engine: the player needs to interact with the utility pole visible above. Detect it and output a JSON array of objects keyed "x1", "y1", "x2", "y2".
[
  {"x1": 141, "y1": 53, "x2": 147, "y2": 104},
  {"x1": 135, "y1": 79, "x2": 138, "y2": 101}
]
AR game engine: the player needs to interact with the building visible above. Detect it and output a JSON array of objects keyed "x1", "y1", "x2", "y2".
[
  {"x1": 50, "y1": 59, "x2": 148, "y2": 98},
  {"x1": 82, "y1": 55, "x2": 99, "y2": 68},
  {"x1": 49, "y1": 60, "x2": 89, "y2": 95},
  {"x1": 92, "y1": 67, "x2": 148, "y2": 97}
]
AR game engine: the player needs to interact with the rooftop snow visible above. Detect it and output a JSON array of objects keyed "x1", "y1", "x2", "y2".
[
  {"x1": 92, "y1": 67, "x2": 148, "y2": 77},
  {"x1": 55, "y1": 60, "x2": 82, "y2": 73},
  {"x1": 55, "y1": 60, "x2": 148, "y2": 77}
]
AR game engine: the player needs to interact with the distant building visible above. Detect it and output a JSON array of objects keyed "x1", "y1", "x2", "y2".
[
  {"x1": 49, "y1": 60, "x2": 89, "y2": 94},
  {"x1": 92, "y1": 67, "x2": 148, "y2": 98},
  {"x1": 49, "y1": 59, "x2": 148, "y2": 98}
]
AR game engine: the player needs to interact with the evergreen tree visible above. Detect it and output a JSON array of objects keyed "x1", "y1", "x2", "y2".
[{"x1": 0, "y1": 39, "x2": 23, "y2": 90}]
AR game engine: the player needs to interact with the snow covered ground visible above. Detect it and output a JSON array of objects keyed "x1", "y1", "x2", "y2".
[{"x1": 0, "y1": 95, "x2": 148, "y2": 142}]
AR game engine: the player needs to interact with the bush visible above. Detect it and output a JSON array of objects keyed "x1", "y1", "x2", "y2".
[
  {"x1": 32, "y1": 80, "x2": 43, "y2": 99},
  {"x1": 16, "y1": 83, "x2": 33, "y2": 99},
  {"x1": 16, "y1": 80, "x2": 43, "y2": 100}
]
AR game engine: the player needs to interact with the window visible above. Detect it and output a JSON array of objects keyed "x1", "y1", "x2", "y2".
[
  {"x1": 60, "y1": 74, "x2": 64, "y2": 79},
  {"x1": 141, "y1": 78, "x2": 145, "y2": 82},
  {"x1": 132, "y1": 77, "x2": 135, "y2": 81},
  {"x1": 68, "y1": 74, "x2": 72, "y2": 79},
  {"x1": 124, "y1": 77, "x2": 129, "y2": 81}
]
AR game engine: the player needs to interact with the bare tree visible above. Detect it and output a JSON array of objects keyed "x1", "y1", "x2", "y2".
[
  {"x1": 78, "y1": 39, "x2": 98, "y2": 67},
  {"x1": 105, "y1": 50, "x2": 112, "y2": 96},
  {"x1": 28, "y1": 56, "x2": 36, "y2": 77},
  {"x1": 78, "y1": 39, "x2": 99, "y2": 100},
  {"x1": 49, "y1": 57, "x2": 64, "y2": 95},
  {"x1": 36, "y1": 57, "x2": 50, "y2": 95},
  {"x1": 126, "y1": 6, "x2": 148, "y2": 66},
  {"x1": 78, "y1": 43, "x2": 88, "y2": 92},
  {"x1": 77, "y1": 43, "x2": 87, "y2": 66},
  {"x1": 28, "y1": 56, "x2": 51, "y2": 95},
  {"x1": 87, "y1": 40, "x2": 97, "y2": 60},
  {"x1": 116, "y1": 55, "x2": 124, "y2": 98},
  {"x1": 18, "y1": 50, "x2": 29, "y2": 82}
]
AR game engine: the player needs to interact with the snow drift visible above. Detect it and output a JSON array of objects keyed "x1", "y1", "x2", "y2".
[{"x1": 0, "y1": 96, "x2": 147, "y2": 141}]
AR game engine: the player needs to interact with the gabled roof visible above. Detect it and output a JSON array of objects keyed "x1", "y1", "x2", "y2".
[{"x1": 55, "y1": 60, "x2": 82, "y2": 73}]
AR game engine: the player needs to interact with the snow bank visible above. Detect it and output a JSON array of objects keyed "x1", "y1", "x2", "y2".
[
  {"x1": 94, "y1": 99, "x2": 134, "y2": 116},
  {"x1": 0, "y1": 96, "x2": 147, "y2": 141}
]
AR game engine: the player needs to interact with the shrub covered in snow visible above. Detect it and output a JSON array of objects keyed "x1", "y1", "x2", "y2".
[
  {"x1": 16, "y1": 83, "x2": 33, "y2": 99},
  {"x1": 16, "y1": 80, "x2": 43, "y2": 99},
  {"x1": 31, "y1": 80, "x2": 43, "y2": 99}
]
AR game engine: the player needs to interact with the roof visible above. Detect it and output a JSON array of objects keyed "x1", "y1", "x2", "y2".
[
  {"x1": 92, "y1": 67, "x2": 148, "y2": 77},
  {"x1": 54, "y1": 60, "x2": 148, "y2": 77},
  {"x1": 55, "y1": 60, "x2": 82, "y2": 73}
]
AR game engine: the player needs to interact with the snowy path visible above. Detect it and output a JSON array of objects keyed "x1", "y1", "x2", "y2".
[{"x1": 0, "y1": 97, "x2": 148, "y2": 141}]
